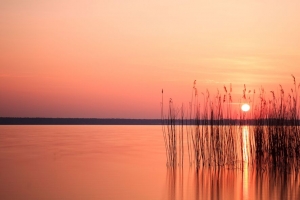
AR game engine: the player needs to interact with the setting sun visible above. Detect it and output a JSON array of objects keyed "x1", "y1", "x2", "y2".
[{"x1": 241, "y1": 104, "x2": 250, "y2": 112}]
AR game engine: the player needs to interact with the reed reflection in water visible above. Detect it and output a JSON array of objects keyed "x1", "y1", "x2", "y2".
[
  {"x1": 164, "y1": 126, "x2": 300, "y2": 200},
  {"x1": 166, "y1": 167, "x2": 300, "y2": 200}
]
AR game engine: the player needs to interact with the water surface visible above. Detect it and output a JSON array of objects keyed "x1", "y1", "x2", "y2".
[{"x1": 0, "y1": 125, "x2": 299, "y2": 200}]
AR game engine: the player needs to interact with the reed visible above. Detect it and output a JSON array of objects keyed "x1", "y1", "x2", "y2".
[
  {"x1": 161, "y1": 90, "x2": 184, "y2": 167},
  {"x1": 161, "y1": 75, "x2": 300, "y2": 172}
]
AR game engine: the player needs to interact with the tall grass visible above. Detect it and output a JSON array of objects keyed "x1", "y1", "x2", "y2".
[
  {"x1": 161, "y1": 90, "x2": 184, "y2": 167},
  {"x1": 161, "y1": 75, "x2": 300, "y2": 172}
]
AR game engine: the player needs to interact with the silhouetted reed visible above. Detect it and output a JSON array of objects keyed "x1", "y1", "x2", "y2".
[
  {"x1": 161, "y1": 75, "x2": 300, "y2": 172},
  {"x1": 161, "y1": 90, "x2": 184, "y2": 167}
]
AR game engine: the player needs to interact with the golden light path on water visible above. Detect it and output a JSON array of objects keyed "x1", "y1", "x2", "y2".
[
  {"x1": 242, "y1": 126, "x2": 250, "y2": 162},
  {"x1": 242, "y1": 126, "x2": 250, "y2": 200}
]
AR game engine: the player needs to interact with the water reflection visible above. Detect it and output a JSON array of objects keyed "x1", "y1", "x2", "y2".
[
  {"x1": 165, "y1": 167, "x2": 184, "y2": 200},
  {"x1": 242, "y1": 126, "x2": 249, "y2": 200},
  {"x1": 165, "y1": 166, "x2": 300, "y2": 200},
  {"x1": 165, "y1": 126, "x2": 300, "y2": 200},
  {"x1": 242, "y1": 126, "x2": 249, "y2": 163}
]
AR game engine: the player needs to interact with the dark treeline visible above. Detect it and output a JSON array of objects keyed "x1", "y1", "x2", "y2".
[
  {"x1": 0, "y1": 118, "x2": 162, "y2": 125},
  {"x1": 2, "y1": 117, "x2": 299, "y2": 125},
  {"x1": 184, "y1": 119, "x2": 300, "y2": 126}
]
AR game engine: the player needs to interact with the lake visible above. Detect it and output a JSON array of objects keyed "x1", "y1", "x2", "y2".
[{"x1": 0, "y1": 125, "x2": 299, "y2": 200}]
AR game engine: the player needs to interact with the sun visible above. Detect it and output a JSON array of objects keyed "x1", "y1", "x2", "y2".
[{"x1": 241, "y1": 104, "x2": 250, "y2": 112}]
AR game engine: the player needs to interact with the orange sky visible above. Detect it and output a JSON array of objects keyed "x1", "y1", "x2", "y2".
[{"x1": 1, "y1": 1, "x2": 300, "y2": 118}]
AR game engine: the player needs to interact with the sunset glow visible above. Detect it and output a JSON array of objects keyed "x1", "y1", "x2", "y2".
[{"x1": 1, "y1": 1, "x2": 300, "y2": 118}]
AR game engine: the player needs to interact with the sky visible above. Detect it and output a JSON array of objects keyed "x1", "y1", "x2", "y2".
[{"x1": 1, "y1": 1, "x2": 300, "y2": 118}]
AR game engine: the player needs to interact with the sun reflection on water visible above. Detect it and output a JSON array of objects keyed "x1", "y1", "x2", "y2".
[
  {"x1": 242, "y1": 126, "x2": 250, "y2": 163},
  {"x1": 242, "y1": 126, "x2": 250, "y2": 200}
]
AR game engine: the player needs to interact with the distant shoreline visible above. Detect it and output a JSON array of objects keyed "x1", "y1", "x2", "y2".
[
  {"x1": 0, "y1": 118, "x2": 162, "y2": 125},
  {"x1": 1, "y1": 117, "x2": 299, "y2": 125}
]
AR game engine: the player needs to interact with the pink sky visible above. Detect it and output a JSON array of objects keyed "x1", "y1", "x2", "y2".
[{"x1": 1, "y1": 1, "x2": 300, "y2": 118}]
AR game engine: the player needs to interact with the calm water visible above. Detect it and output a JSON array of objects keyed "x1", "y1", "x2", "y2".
[{"x1": 0, "y1": 125, "x2": 299, "y2": 200}]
